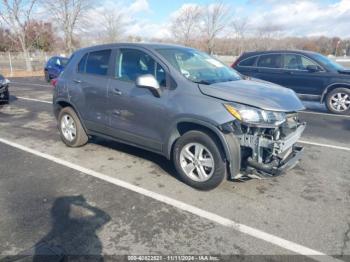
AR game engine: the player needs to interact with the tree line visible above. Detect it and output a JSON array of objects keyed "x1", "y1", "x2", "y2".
[{"x1": 0, "y1": 0, "x2": 349, "y2": 71}]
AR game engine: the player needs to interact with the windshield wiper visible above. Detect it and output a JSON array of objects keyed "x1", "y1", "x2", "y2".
[{"x1": 192, "y1": 80, "x2": 212, "y2": 85}]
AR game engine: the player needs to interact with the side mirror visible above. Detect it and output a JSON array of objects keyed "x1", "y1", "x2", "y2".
[
  {"x1": 136, "y1": 74, "x2": 162, "y2": 97},
  {"x1": 306, "y1": 65, "x2": 319, "y2": 72}
]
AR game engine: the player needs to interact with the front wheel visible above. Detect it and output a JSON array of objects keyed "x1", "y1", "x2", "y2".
[
  {"x1": 326, "y1": 88, "x2": 350, "y2": 114},
  {"x1": 173, "y1": 130, "x2": 226, "y2": 190},
  {"x1": 58, "y1": 107, "x2": 88, "y2": 147},
  {"x1": 0, "y1": 89, "x2": 9, "y2": 104}
]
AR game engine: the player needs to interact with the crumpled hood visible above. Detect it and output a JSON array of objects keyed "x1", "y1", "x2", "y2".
[{"x1": 198, "y1": 79, "x2": 305, "y2": 112}]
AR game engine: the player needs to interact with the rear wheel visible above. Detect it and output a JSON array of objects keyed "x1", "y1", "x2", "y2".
[
  {"x1": 326, "y1": 88, "x2": 350, "y2": 114},
  {"x1": 173, "y1": 130, "x2": 226, "y2": 190},
  {"x1": 58, "y1": 107, "x2": 88, "y2": 147}
]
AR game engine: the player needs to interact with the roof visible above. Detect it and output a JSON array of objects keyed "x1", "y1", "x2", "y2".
[
  {"x1": 242, "y1": 49, "x2": 319, "y2": 56},
  {"x1": 77, "y1": 42, "x2": 192, "y2": 53}
]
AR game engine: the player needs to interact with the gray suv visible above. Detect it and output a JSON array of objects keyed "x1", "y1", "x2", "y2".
[{"x1": 53, "y1": 43, "x2": 306, "y2": 190}]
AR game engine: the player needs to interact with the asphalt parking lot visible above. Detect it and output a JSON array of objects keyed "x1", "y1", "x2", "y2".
[{"x1": 0, "y1": 77, "x2": 349, "y2": 262}]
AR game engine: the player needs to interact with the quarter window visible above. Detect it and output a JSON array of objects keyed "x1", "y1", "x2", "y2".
[
  {"x1": 257, "y1": 54, "x2": 282, "y2": 68},
  {"x1": 238, "y1": 56, "x2": 257, "y2": 67},
  {"x1": 116, "y1": 49, "x2": 166, "y2": 87}
]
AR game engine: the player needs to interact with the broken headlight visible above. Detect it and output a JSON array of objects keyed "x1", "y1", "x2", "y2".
[{"x1": 224, "y1": 103, "x2": 286, "y2": 126}]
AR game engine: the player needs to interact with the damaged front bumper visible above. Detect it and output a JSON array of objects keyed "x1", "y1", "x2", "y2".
[{"x1": 222, "y1": 113, "x2": 306, "y2": 178}]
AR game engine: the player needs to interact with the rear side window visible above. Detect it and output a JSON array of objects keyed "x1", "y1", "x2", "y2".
[
  {"x1": 238, "y1": 56, "x2": 257, "y2": 67},
  {"x1": 85, "y1": 50, "x2": 111, "y2": 76},
  {"x1": 257, "y1": 54, "x2": 282, "y2": 68}
]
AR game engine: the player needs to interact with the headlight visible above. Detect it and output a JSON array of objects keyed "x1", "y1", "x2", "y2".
[
  {"x1": 0, "y1": 79, "x2": 10, "y2": 85},
  {"x1": 224, "y1": 103, "x2": 286, "y2": 126}
]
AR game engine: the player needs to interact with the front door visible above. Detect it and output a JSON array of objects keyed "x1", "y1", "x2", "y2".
[
  {"x1": 107, "y1": 48, "x2": 169, "y2": 152},
  {"x1": 280, "y1": 53, "x2": 329, "y2": 95}
]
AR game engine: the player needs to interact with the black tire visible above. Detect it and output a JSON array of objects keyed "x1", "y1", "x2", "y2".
[
  {"x1": 58, "y1": 107, "x2": 88, "y2": 147},
  {"x1": 326, "y1": 88, "x2": 350, "y2": 115},
  {"x1": 44, "y1": 71, "x2": 50, "y2": 82},
  {"x1": 2, "y1": 89, "x2": 9, "y2": 104},
  {"x1": 173, "y1": 130, "x2": 226, "y2": 190}
]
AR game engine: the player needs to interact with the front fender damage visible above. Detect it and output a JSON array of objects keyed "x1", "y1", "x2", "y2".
[{"x1": 219, "y1": 113, "x2": 306, "y2": 180}]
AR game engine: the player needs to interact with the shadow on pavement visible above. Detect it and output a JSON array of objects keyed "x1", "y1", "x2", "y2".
[{"x1": 4, "y1": 195, "x2": 111, "y2": 262}]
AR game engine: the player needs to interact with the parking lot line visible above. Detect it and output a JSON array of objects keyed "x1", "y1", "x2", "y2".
[
  {"x1": 300, "y1": 110, "x2": 350, "y2": 118},
  {"x1": 0, "y1": 137, "x2": 342, "y2": 262},
  {"x1": 299, "y1": 140, "x2": 350, "y2": 152},
  {"x1": 16, "y1": 96, "x2": 52, "y2": 104}
]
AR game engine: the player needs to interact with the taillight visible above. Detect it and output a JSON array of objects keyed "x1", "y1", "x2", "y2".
[
  {"x1": 231, "y1": 55, "x2": 242, "y2": 68},
  {"x1": 51, "y1": 78, "x2": 58, "y2": 88}
]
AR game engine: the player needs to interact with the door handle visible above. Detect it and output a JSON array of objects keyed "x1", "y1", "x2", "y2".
[
  {"x1": 73, "y1": 79, "x2": 82, "y2": 83},
  {"x1": 112, "y1": 88, "x2": 122, "y2": 95}
]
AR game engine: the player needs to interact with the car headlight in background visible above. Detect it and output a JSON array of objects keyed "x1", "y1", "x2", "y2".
[
  {"x1": 224, "y1": 103, "x2": 286, "y2": 126},
  {"x1": 0, "y1": 79, "x2": 10, "y2": 85}
]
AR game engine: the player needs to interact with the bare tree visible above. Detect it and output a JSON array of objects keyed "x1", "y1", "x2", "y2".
[
  {"x1": 170, "y1": 5, "x2": 202, "y2": 46},
  {"x1": 0, "y1": 0, "x2": 37, "y2": 71},
  {"x1": 203, "y1": 1, "x2": 230, "y2": 54},
  {"x1": 231, "y1": 17, "x2": 249, "y2": 54},
  {"x1": 45, "y1": 0, "x2": 90, "y2": 53},
  {"x1": 100, "y1": 8, "x2": 127, "y2": 43}
]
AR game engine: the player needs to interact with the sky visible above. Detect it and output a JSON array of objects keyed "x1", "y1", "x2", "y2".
[{"x1": 89, "y1": 0, "x2": 350, "y2": 39}]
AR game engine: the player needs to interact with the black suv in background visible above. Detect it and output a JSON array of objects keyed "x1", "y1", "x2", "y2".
[{"x1": 232, "y1": 50, "x2": 350, "y2": 114}]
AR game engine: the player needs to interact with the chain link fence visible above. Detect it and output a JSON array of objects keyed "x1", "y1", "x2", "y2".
[{"x1": 0, "y1": 51, "x2": 66, "y2": 77}]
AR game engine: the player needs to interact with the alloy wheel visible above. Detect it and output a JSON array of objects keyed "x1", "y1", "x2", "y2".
[
  {"x1": 179, "y1": 143, "x2": 215, "y2": 182},
  {"x1": 61, "y1": 114, "x2": 77, "y2": 142},
  {"x1": 330, "y1": 92, "x2": 350, "y2": 112}
]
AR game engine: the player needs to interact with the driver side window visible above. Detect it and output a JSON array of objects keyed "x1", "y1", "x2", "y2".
[{"x1": 115, "y1": 49, "x2": 166, "y2": 87}]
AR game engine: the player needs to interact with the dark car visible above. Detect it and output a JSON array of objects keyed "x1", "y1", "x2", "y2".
[
  {"x1": 53, "y1": 43, "x2": 305, "y2": 190},
  {"x1": 44, "y1": 56, "x2": 69, "y2": 82},
  {"x1": 0, "y1": 74, "x2": 10, "y2": 104},
  {"x1": 232, "y1": 50, "x2": 350, "y2": 114}
]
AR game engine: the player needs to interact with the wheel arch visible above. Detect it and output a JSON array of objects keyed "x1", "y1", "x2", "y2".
[
  {"x1": 54, "y1": 99, "x2": 88, "y2": 133},
  {"x1": 321, "y1": 83, "x2": 350, "y2": 103},
  {"x1": 165, "y1": 119, "x2": 241, "y2": 179}
]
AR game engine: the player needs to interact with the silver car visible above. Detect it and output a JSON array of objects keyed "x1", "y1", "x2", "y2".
[{"x1": 53, "y1": 43, "x2": 306, "y2": 190}]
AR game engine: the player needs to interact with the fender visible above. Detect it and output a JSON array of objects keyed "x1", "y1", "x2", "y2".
[
  {"x1": 54, "y1": 98, "x2": 89, "y2": 134},
  {"x1": 164, "y1": 118, "x2": 241, "y2": 178},
  {"x1": 321, "y1": 83, "x2": 350, "y2": 103}
]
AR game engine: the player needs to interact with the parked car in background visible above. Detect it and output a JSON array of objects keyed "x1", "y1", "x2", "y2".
[
  {"x1": 232, "y1": 50, "x2": 350, "y2": 114},
  {"x1": 44, "y1": 56, "x2": 69, "y2": 82},
  {"x1": 0, "y1": 74, "x2": 10, "y2": 104},
  {"x1": 53, "y1": 43, "x2": 305, "y2": 190}
]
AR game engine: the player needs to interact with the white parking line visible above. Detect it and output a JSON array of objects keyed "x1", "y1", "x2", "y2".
[
  {"x1": 299, "y1": 140, "x2": 350, "y2": 152},
  {"x1": 11, "y1": 82, "x2": 51, "y2": 88},
  {"x1": 300, "y1": 110, "x2": 350, "y2": 118},
  {"x1": 16, "y1": 96, "x2": 52, "y2": 104},
  {"x1": 0, "y1": 137, "x2": 341, "y2": 262}
]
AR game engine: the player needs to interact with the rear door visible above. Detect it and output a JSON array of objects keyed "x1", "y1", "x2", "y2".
[
  {"x1": 255, "y1": 53, "x2": 285, "y2": 85},
  {"x1": 70, "y1": 49, "x2": 112, "y2": 131},
  {"x1": 280, "y1": 53, "x2": 329, "y2": 95}
]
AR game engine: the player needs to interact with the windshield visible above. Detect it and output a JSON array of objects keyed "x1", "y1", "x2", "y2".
[
  {"x1": 312, "y1": 53, "x2": 344, "y2": 71},
  {"x1": 157, "y1": 48, "x2": 241, "y2": 84}
]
